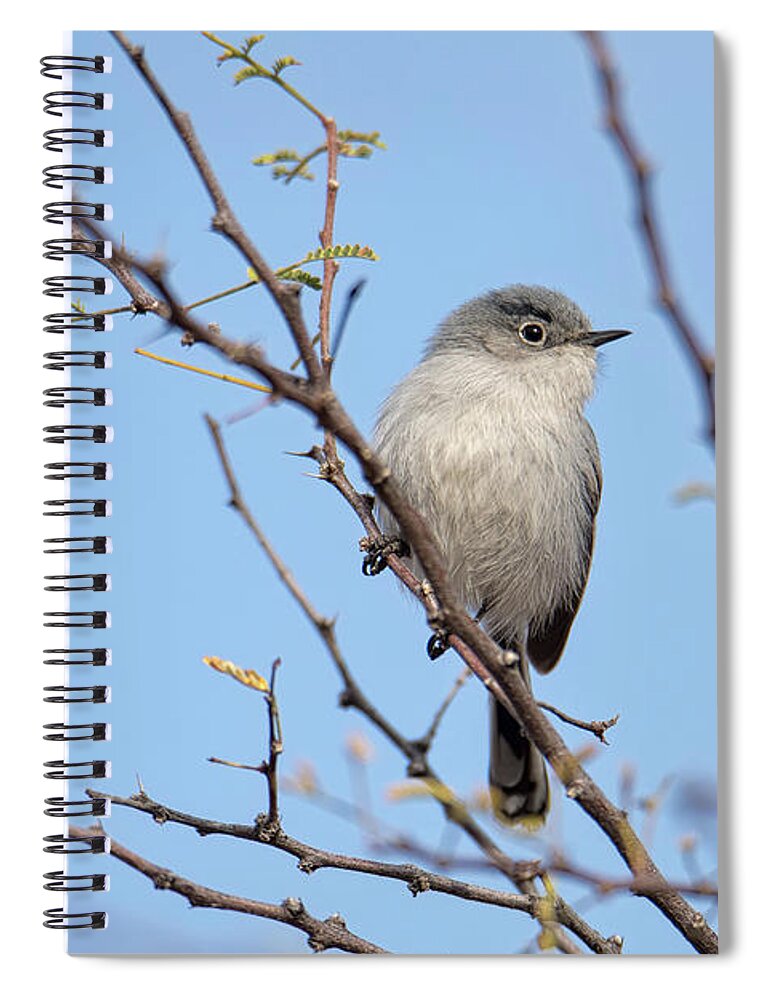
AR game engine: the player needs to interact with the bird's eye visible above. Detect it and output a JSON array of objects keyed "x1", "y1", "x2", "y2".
[{"x1": 518, "y1": 322, "x2": 546, "y2": 345}]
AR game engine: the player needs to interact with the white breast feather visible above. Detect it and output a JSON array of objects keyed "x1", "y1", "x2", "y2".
[{"x1": 373, "y1": 347, "x2": 599, "y2": 642}]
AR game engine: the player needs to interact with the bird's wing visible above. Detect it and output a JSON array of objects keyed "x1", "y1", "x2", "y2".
[{"x1": 527, "y1": 424, "x2": 602, "y2": 675}]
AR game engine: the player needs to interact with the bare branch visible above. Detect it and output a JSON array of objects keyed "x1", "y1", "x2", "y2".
[
  {"x1": 71, "y1": 221, "x2": 168, "y2": 319},
  {"x1": 415, "y1": 667, "x2": 472, "y2": 753},
  {"x1": 318, "y1": 117, "x2": 340, "y2": 374},
  {"x1": 547, "y1": 853, "x2": 718, "y2": 900},
  {"x1": 537, "y1": 701, "x2": 619, "y2": 745},
  {"x1": 69, "y1": 823, "x2": 385, "y2": 954},
  {"x1": 581, "y1": 31, "x2": 715, "y2": 445},
  {"x1": 85, "y1": 793, "x2": 620, "y2": 954},
  {"x1": 257, "y1": 658, "x2": 283, "y2": 829}
]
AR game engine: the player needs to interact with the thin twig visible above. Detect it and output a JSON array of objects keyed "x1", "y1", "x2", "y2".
[
  {"x1": 69, "y1": 823, "x2": 385, "y2": 954},
  {"x1": 319, "y1": 116, "x2": 340, "y2": 374},
  {"x1": 415, "y1": 667, "x2": 472, "y2": 752},
  {"x1": 261, "y1": 658, "x2": 284, "y2": 827},
  {"x1": 282, "y1": 143, "x2": 327, "y2": 184},
  {"x1": 537, "y1": 701, "x2": 620, "y2": 745},
  {"x1": 580, "y1": 31, "x2": 715, "y2": 445},
  {"x1": 208, "y1": 756, "x2": 263, "y2": 773},
  {"x1": 135, "y1": 347, "x2": 270, "y2": 392},
  {"x1": 202, "y1": 32, "x2": 329, "y2": 125}
]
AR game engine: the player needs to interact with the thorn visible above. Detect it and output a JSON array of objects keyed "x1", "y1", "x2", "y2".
[{"x1": 284, "y1": 447, "x2": 323, "y2": 461}]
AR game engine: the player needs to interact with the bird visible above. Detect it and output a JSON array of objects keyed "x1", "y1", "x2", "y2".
[{"x1": 373, "y1": 284, "x2": 630, "y2": 826}]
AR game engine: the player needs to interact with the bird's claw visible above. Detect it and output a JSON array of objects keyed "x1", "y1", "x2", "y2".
[
  {"x1": 427, "y1": 630, "x2": 450, "y2": 660},
  {"x1": 361, "y1": 535, "x2": 410, "y2": 576}
]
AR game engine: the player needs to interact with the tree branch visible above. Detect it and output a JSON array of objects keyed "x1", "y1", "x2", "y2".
[
  {"x1": 69, "y1": 823, "x2": 385, "y2": 954},
  {"x1": 71, "y1": 221, "x2": 169, "y2": 319},
  {"x1": 537, "y1": 701, "x2": 619, "y2": 745},
  {"x1": 580, "y1": 30, "x2": 716, "y2": 445},
  {"x1": 84, "y1": 792, "x2": 620, "y2": 954},
  {"x1": 547, "y1": 853, "x2": 718, "y2": 900},
  {"x1": 259, "y1": 658, "x2": 283, "y2": 829},
  {"x1": 414, "y1": 667, "x2": 471, "y2": 753}
]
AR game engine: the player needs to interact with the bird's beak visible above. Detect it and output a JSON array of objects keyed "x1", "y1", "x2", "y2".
[{"x1": 579, "y1": 329, "x2": 633, "y2": 348}]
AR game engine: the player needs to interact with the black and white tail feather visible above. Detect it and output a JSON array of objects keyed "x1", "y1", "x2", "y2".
[{"x1": 488, "y1": 642, "x2": 549, "y2": 827}]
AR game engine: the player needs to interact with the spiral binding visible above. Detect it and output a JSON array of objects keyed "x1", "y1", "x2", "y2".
[
  {"x1": 44, "y1": 461, "x2": 110, "y2": 480},
  {"x1": 43, "y1": 164, "x2": 108, "y2": 189},
  {"x1": 42, "y1": 52, "x2": 111, "y2": 931}
]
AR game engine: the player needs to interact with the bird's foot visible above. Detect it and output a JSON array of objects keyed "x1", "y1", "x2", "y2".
[
  {"x1": 426, "y1": 629, "x2": 450, "y2": 661},
  {"x1": 360, "y1": 534, "x2": 410, "y2": 576}
]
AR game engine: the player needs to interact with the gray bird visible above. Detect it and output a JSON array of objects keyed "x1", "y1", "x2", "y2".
[{"x1": 373, "y1": 285, "x2": 630, "y2": 826}]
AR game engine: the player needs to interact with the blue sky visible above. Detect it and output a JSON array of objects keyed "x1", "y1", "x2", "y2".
[{"x1": 67, "y1": 30, "x2": 715, "y2": 955}]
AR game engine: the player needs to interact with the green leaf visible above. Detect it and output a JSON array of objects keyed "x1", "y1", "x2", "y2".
[
  {"x1": 252, "y1": 149, "x2": 302, "y2": 166},
  {"x1": 243, "y1": 34, "x2": 266, "y2": 53},
  {"x1": 302, "y1": 244, "x2": 380, "y2": 263},
  {"x1": 277, "y1": 269, "x2": 322, "y2": 290},
  {"x1": 338, "y1": 129, "x2": 387, "y2": 150},
  {"x1": 233, "y1": 64, "x2": 269, "y2": 85},
  {"x1": 272, "y1": 55, "x2": 301, "y2": 76},
  {"x1": 273, "y1": 164, "x2": 314, "y2": 182},
  {"x1": 245, "y1": 266, "x2": 321, "y2": 290},
  {"x1": 340, "y1": 143, "x2": 374, "y2": 160}
]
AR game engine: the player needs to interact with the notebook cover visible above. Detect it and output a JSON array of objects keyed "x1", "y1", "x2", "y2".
[{"x1": 52, "y1": 29, "x2": 716, "y2": 955}]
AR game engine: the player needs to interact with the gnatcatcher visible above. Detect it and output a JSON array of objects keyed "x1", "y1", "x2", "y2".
[{"x1": 373, "y1": 285, "x2": 630, "y2": 826}]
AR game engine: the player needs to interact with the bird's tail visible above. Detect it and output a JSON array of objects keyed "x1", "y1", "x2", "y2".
[{"x1": 488, "y1": 643, "x2": 549, "y2": 827}]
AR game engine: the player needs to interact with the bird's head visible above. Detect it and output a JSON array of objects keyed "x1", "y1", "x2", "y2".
[{"x1": 427, "y1": 284, "x2": 631, "y2": 365}]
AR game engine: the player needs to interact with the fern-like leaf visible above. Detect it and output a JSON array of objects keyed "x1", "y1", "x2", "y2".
[
  {"x1": 272, "y1": 55, "x2": 301, "y2": 76},
  {"x1": 233, "y1": 64, "x2": 270, "y2": 85},
  {"x1": 243, "y1": 35, "x2": 266, "y2": 53},
  {"x1": 246, "y1": 266, "x2": 321, "y2": 290},
  {"x1": 338, "y1": 129, "x2": 387, "y2": 150},
  {"x1": 277, "y1": 269, "x2": 322, "y2": 290},
  {"x1": 302, "y1": 243, "x2": 379, "y2": 263},
  {"x1": 339, "y1": 143, "x2": 375, "y2": 159},
  {"x1": 252, "y1": 149, "x2": 302, "y2": 166},
  {"x1": 272, "y1": 164, "x2": 314, "y2": 182}
]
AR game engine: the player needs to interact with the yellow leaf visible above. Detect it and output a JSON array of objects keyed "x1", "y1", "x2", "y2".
[{"x1": 203, "y1": 656, "x2": 269, "y2": 693}]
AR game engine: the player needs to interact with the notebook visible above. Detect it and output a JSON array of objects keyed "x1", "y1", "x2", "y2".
[{"x1": 42, "y1": 29, "x2": 717, "y2": 955}]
